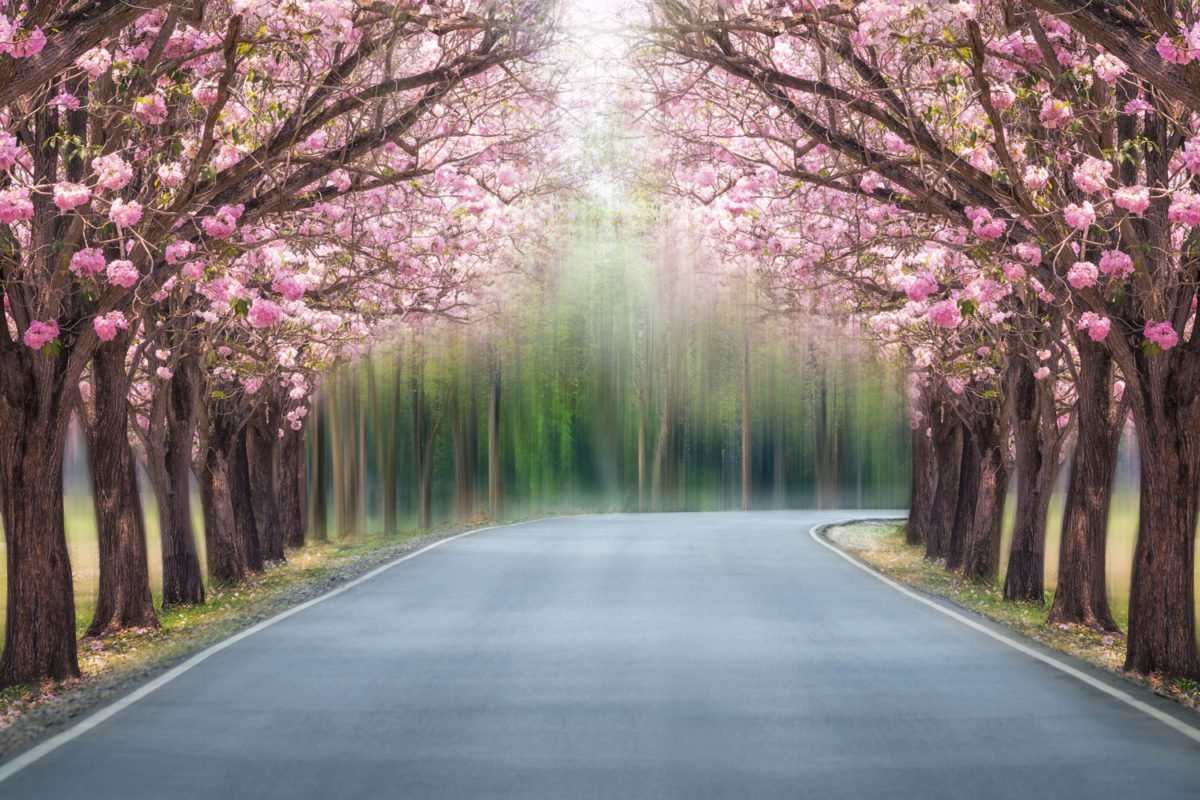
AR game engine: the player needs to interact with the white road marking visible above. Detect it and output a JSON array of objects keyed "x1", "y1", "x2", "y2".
[
  {"x1": 0, "y1": 516, "x2": 567, "y2": 785},
  {"x1": 810, "y1": 519, "x2": 1200, "y2": 747}
]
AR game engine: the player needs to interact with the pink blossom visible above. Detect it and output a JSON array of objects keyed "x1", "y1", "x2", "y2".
[
  {"x1": 4, "y1": 26, "x2": 46, "y2": 59},
  {"x1": 92, "y1": 311, "x2": 129, "y2": 342},
  {"x1": 201, "y1": 204, "x2": 244, "y2": 239},
  {"x1": 1034, "y1": 366, "x2": 1051, "y2": 380},
  {"x1": 1093, "y1": 53, "x2": 1127, "y2": 82},
  {"x1": 1013, "y1": 242, "x2": 1042, "y2": 266},
  {"x1": 52, "y1": 182, "x2": 91, "y2": 211},
  {"x1": 0, "y1": 187, "x2": 34, "y2": 223},
  {"x1": 157, "y1": 162, "x2": 185, "y2": 188},
  {"x1": 1169, "y1": 192, "x2": 1200, "y2": 226},
  {"x1": 965, "y1": 206, "x2": 1005, "y2": 240},
  {"x1": 22, "y1": 319, "x2": 59, "y2": 350},
  {"x1": 1072, "y1": 157, "x2": 1112, "y2": 194},
  {"x1": 70, "y1": 248, "x2": 106, "y2": 277},
  {"x1": 271, "y1": 272, "x2": 309, "y2": 302},
  {"x1": 244, "y1": 377, "x2": 264, "y2": 395},
  {"x1": 106, "y1": 259, "x2": 139, "y2": 288},
  {"x1": 1040, "y1": 98, "x2": 1072, "y2": 129},
  {"x1": 109, "y1": 198, "x2": 142, "y2": 228},
  {"x1": 0, "y1": 131, "x2": 20, "y2": 171},
  {"x1": 1067, "y1": 261, "x2": 1099, "y2": 289},
  {"x1": 1157, "y1": 32, "x2": 1197, "y2": 65},
  {"x1": 132, "y1": 93, "x2": 168, "y2": 125},
  {"x1": 92, "y1": 154, "x2": 133, "y2": 191},
  {"x1": 165, "y1": 241, "x2": 195, "y2": 265},
  {"x1": 1099, "y1": 249, "x2": 1134, "y2": 279},
  {"x1": 1003, "y1": 262, "x2": 1026, "y2": 281},
  {"x1": 155, "y1": 366, "x2": 174, "y2": 380},
  {"x1": 1144, "y1": 320, "x2": 1179, "y2": 350},
  {"x1": 1077, "y1": 312, "x2": 1112, "y2": 342},
  {"x1": 693, "y1": 165, "x2": 717, "y2": 188},
  {"x1": 946, "y1": 376, "x2": 966, "y2": 395},
  {"x1": 1063, "y1": 202, "x2": 1096, "y2": 231},
  {"x1": 927, "y1": 299, "x2": 962, "y2": 328},
  {"x1": 76, "y1": 47, "x2": 112, "y2": 80},
  {"x1": 247, "y1": 298, "x2": 284, "y2": 328},
  {"x1": 1113, "y1": 185, "x2": 1150, "y2": 214},
  {"x1": 1023, "y1": 165, "x2": 1050, "y2": 190}
]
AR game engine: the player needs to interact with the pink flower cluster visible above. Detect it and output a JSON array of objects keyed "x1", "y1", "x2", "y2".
[
  {"x1": 0, "y1": 17, "x2": 47, "y2": 59},
  {"x1": 927, "y1": 299, "x2": 962, "y2": 329},
  {"x1": 1067, "y1": 261, "x2": 1098, "y2": 289},
  {"x1": 1063, "y1": 202, "x2": 1096, "y2": 231},
  {"x1": 22, "y1": 319, "x2": 59, "y2": 350},
  {"x1": 0, "y1": 131, "x2": 20, "y2": 171},
  {"x1": 109, "y1": 199, "x2": 143, "y2": 228},
  {"x1": 92, "y1": 311, "x2": 129, "y2": 342},
  {"x1": 1040, "y1": 98, "x2": 1072, "y2": 129},
  {"x1": 965, "y1": 206, "x2": 1005, "y2": 240},
  {"x1": 0, "y1": 186, "x2": 33, "y2": 223},
  {"x1": 70, "y1": 248, "x2": 107, "y2": 278},
  {"x1": 1072, "y1": 157, "x2": 1112, "y2": 194},
  {"x1": 1113, "y1": 185, "x2": 1150, "y2": 214},
  {"x1": 1144, "y1": 320, "x2": 1179, "y2": 351},
  {"x1": 202, "y1": 204, "x2": 245, "y2": 239},
  {"x1": 247, "y1": 298, "x2": 284, "y2": 328},
  {"x1": 53, "y1": 182, "x2": 91, "y2": 211},
  {"x1": 1169, "y1": 193, "x2": 1200, "y2": 226},
  {"x1": 1157, "y1": 26, "x2": 1200, "y2": 65},
  {"x1": 1099, "y1": 250, "x2": 1134, "y2": 279},
  {"x1": 93, "y1": 154, "x2": 133, "y2": 191},
  {"x1": 106, "y1": 259, "x2": 139, "y2": 288},
  {"x1": 1077, "y1": 312, "x2": 1112, "y2": 342}
]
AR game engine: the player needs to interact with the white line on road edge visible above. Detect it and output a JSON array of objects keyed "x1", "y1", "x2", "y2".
[
  {"x1": 810, "y1": 519, "x2": 1200, "y2": 747},
  {"x1": 0, "y1": 516, "x2": 565, "y2": 785}
]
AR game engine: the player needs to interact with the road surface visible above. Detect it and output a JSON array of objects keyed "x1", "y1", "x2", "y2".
[{"x1": 3, "y1": 511, "x2": 1200, "y2": 798}]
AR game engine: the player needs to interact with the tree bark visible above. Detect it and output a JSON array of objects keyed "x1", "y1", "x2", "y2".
[
  {"x1": 945, "y1": 425, "x2": 978, "y2": 572},
  {"x1": 246, "y1": 398, "x2": 285, "y2": 562},
  {"x1": 198, "y1": 398, "x2": 256, "y2": 584},
  {"x1": 85, "y1": 332, "x2": 158, "y2": 636},
  {"x1": 1003, "y1": 355, "x2": 1060, "y2": 603},
  {"x1": 1123, "y1": 380, "x2": 1200, "y2": 678},
  {"x1": 231, "y1": 425, "x2": 264, "y2": 571},
  {"x1": 1048, "y1": 339, "x2": 1119, "y2": 630},
  {"x1": 906, "y1": 383, "x2": 935, "y2": 546},
  {"x1": 960, "y1": 407, "x2": 1009, "y2": 583},
  {"x1": 924, "y1": 397, "x2": 963, "y2": 560},
  {"x1": 0, "y1": 354, "x2": 80, "y2": 685},
  {"x1": 278, "y1": 427, "x2": 308, "y2": 548},
  {"x1": 146, "y1": 356, "x2": 205, "y2": 607},
  {"x1": 311, "y1": 394, "x2": 329, "y2": 542}
]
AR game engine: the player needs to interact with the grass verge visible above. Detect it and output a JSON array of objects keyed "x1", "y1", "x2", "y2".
[
  {"x1": 0, "y1": 517, "x2": 535, "y2": 756},
  {"x1": 825, "y1": 521, "x2": 1200, "y2": 713}
]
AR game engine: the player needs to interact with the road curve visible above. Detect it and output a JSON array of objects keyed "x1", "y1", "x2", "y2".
[{"x1": 3, "y1": 511, "x2": 1200, "y2": 799}]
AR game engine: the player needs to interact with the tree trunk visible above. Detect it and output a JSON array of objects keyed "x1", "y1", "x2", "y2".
[
  {"x1": 278, "y1": 427, "x2": 308, "y2": 548},
  {"x1": 1123, "y1": 381, "x2": 1200, "y2": 678},
  {"x1": 85, "y1": 332, "x2": 158, "y2": 636},
  {"x1": 945, "y1": 425, "x2": 979, "y2": 572},
  {"x1": 924, "y1": 398, "x2": 963, "y2": 560},
  {"x1": 961, "y1": 409, "x2": 1009, "y2": 583},
  {"x1": 146, "y1": 356, "x2": 204, "y2": 607},
  {"x1": 231, "y1": 425, "x2": 264, "y2": 571},
  {"x1": 198, "y1": 400, "x2": 254, "y2": 584},
  {"x1": 246, "y1": 400, "x2": 285, "y2": 562},
  {"x1": 1003, "y1": 356, "x2": 1059, "y2": 603},
  {"x1": 0, "y1": 354, "x2": 80, "y2": 685},
  {"x1": 906, "y1": 385, "x2": 934, "y2": 546},
  {"x1": 1048, "y1": 339, "x2": 1119, "y2": 630}
]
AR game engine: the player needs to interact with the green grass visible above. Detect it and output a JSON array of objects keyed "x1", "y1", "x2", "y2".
[{"x1": 828, "y1": 521, "x2": 1200, "y2": 711}]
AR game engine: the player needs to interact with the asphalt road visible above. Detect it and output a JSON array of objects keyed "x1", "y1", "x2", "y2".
[{"x1": 3, "y1": 511, "x2": 1200, "y2": 799}]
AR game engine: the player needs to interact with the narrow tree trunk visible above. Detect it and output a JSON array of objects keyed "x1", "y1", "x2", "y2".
[
  {"x1": 84, "y1": 332, "x2": 158, "y2": 636},
  {"x1": 906, "y1": 386, "x2": 934, "y2": 546},
  {"x1": 231, "y1": 425, "x2": 264, "y2": 571},
  {"x1": 246, "y1": 400, "x2": 285, "y2": 562},
  {"x1": 945, "y1": 426, "x2": 978, "y2": 572},
  {"x1": 0, "y1": 357, "x2": 80, "y2": 684},
  {"x1": 1049, "y1": 340, "x2": 1119, "y2": 630},
  {"x1": 1003, "y1": 356, "x2": 1059, "y2": 603},
  {"x1": 1124, "y1": 387, "x2": 1200, "y2": 678},
  {"x1": 925, "y1": 398, "x2": 963, "y2": 560},
  {"x1": 147, "y1": 357, "x2": 204, "y2": 607},
  {"x1": 961, "y1": 410, "x2": 1009, "y2": 583},
  {"x1": 278, "y1": 427, "x2": 308, "y2": 548}
]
